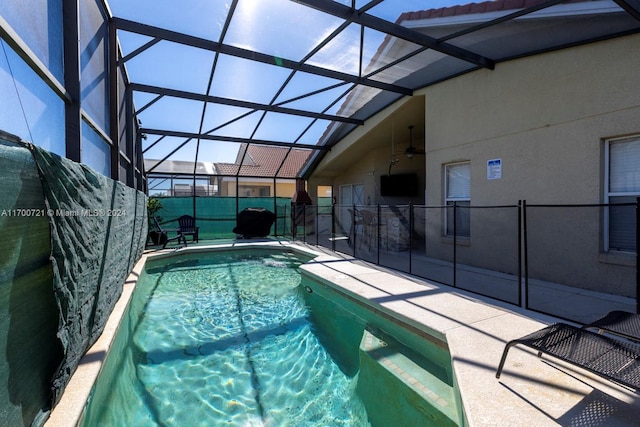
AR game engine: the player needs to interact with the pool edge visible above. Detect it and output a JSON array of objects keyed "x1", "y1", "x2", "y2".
[
  {"x1": 44, "y1": 253, "x2": 148, "y2": 427},
  {"x1": 44, "y1": 242, "x2": 323, "y2": 427},
  {"x1": 46, "y1": 241, "x2": 640, "y2": 427}
]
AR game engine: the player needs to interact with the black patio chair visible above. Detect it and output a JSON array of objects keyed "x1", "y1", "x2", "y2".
[
  {"x1": 177, "y1": 215, "x2": 199, "y2": 243},
  {"x1": 152, "y1": 216, "x2": 187, "y2": 248},
  {"x1": 583, "y1": 310, "x2": 640, "y2": 343},
  {"x1": 496, "y1": 322, "x2": 640, "y2": 392}
]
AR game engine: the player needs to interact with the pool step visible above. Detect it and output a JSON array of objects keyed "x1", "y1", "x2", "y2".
[{"x1": 358, "y1": 328, "x2": 461, "y2": 427}]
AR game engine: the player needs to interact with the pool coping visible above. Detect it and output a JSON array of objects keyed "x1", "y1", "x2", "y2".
[
  {"x1": 44, "y1": 252, "x2": 148, "y2": 427},
  {"x1": 45, "y1": 241, "x2": 640, "y2": 427}
]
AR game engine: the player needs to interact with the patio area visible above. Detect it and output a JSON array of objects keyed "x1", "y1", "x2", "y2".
[
  {"x1": 3, "y1": 0, "x2": 640, "y2": 425},
  {"x1": 298, "y1": 243, "x2": 640, "y2": 426},
  {"x1": 47, "y1": 240, "x2": 640, "y2": 427}
]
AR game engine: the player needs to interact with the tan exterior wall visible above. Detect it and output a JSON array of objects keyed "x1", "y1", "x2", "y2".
[
  {"x1": 308, "y1": 95, "x2": 427, "y2": 207},
  {"x1": 219, "y1": 179, "x2": 296, "y2": 198},
  {"x1": 422, "y1": 34, "x2": 640, "y2": 296},
  {"x1": 331, "y1": 146, "x2": 425, "y2": 206}
]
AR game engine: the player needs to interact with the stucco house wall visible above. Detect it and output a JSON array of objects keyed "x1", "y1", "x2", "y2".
[
  {"x1": 421, "y1": 33, "x2": 640, "y2": 296},
  {"x1": 219, "y1": 179, "x2": 296, "y2": 198}
]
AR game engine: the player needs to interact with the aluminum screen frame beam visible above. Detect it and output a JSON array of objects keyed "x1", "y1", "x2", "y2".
[
  {"x1": 613, "y1": 0, "x2": 640, "y2": 21},
  {"x1": 140, "y1": 128, "x2": 331, "y2": 151},
  {"x1": 293, "y1": 0, "x2": 496, "y2": 70},
  {"x1": 130, "y1": 83, "x2": 365, "y2": 125},
  {"x1": 113, "y1": 18, "x2": 413, "y2": 96}
]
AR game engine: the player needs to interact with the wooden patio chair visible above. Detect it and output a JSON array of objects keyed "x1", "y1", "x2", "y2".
[
  {"x1": 177, "y1": 215, "x2": 199, "y2": 243},
  {"x1": 152, "y1": 216, "x2": 187, "y2": 248}
]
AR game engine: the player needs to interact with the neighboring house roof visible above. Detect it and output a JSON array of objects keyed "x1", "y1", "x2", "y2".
[
  {"x1": 314, "y1": 0, "x2": 616, "y2": 149},
  {"x1": 145, "y1": 145, "x2": 311, "y2": 178},
  {"x1": 214, "y1": 144, "x2": 312, "y2": 178},
  {"x1": 144, "y1": 159, "x2": 215, "y2": 175},
  {"x1": 396, "y1": 0, "x2": 589, "y2": 22}
]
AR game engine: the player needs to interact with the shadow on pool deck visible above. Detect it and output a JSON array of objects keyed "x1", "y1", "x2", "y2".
[
  {"x1": 127, "y1": 240, "x2": 640, "y2": 426},
  {"x1": 290, "y1": 241, "x2": 640, "y2": 427}
]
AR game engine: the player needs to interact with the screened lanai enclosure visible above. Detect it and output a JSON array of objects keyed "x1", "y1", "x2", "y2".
[
  {"x1": 121, "y1": 0, "x2": 640, "y2": 191},
  {"x1": 2, "y1": 1, "x2": 640, "y2": 426},
  {"x1": 116, "y1": 0, "x2": 640, "y2": 242}
]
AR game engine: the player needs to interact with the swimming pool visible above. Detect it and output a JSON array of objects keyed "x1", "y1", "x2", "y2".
[{"x1": 80, "y1": 248, "x2": 461, "y2": 426}]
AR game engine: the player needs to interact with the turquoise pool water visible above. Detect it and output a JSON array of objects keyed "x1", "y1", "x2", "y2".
[
  {"x1": 81, "y1": 250, "x2": 370, "y2": 426},
  {"x1": 81, "y1": 248, "x2": 460, "y2": 426}
]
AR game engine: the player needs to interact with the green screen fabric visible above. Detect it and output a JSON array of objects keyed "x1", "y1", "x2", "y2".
[
  {"x1": 154, "y1": 197, "x2": 292, "y2": 240},
  {"x1": 196, "y1": 197, "x2": 237, "y2": 239},
  {"x1": 29, "y1": 144, "x2": 147, "y2": 408},
  {"x1": 0, "y1": 137, "x2": 61, "y2": 427}
]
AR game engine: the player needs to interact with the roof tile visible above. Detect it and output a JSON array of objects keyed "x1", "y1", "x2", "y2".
[
  {"x1": 215, "y1": 144, "x2": 311, "y2": 178},
  {"x1": 397, "y1": 0, "x2": 577, "y2": 23}
]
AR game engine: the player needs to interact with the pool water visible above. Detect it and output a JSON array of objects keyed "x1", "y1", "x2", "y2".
[{"x1": 81, "y1": 250, "x2": 371, "y2": 426}]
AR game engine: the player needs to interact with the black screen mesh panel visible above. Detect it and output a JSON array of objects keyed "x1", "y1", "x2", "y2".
[
  {"x1": 80, "y1": 0, "x2": 110, "y2": 131},
  {"x1": 0, "y1": 0, "x2": 64, "y2": 81}
]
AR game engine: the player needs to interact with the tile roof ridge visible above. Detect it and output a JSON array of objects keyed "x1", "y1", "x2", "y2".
[{"x1": 395, "y1": 0, "x2": 592, "y2": 23}]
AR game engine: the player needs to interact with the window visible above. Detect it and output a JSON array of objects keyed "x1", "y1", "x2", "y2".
[
  {"x1": 606, "y1": 136, "x2": 640, "y2": 252},
  {"x1": 238, "y1": 185, "x2": 270, "y2": 197},
  {"x1": 339, "y1": 184, "x2": 364, "y2": 206},
  {"x1": 339, "y1": 183, "x2": 364, "y2": 234},
  {"x1": 445, "y1": 162, "x2": 470, "y2": 237},
  {"x1": 317, "y1": 186, "x2": 332, "y2": 208}
]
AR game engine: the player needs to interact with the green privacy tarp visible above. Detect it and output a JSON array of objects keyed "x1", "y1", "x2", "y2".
[
  {"x1": 29, "y1": 144, "x2": 147, "y2": 407},
  {"x1": 154, "y1": 196, "x2": 293, "y2": 239},
  {"x1": 0, "y1": 136, "x2": 61, "y2": 427},
  {"x1": 0, "y1": 131, "x2": 148, "y2": 427}
]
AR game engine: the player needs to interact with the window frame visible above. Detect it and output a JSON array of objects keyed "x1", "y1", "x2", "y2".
[
  {"x1": 444, "y1": 161, "x2": 471, "y2": 238},
  {"x1": 604, "y1": 135, "x2": 640, "y2": 252}
]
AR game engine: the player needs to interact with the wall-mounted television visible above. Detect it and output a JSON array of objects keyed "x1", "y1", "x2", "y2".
[{"x1": 380, "y1": 173, "x2": 418, "y2": 197}]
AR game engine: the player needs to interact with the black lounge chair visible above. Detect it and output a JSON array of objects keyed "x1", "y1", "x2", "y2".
[
  {"x1": 152, "y1": 216, "x2": 187, "y2": 248},
  {"x1": 177, "y1": 215, "x2": 199, "y2": 243},
  {"x1": 583, "y1": 310, "x2": 640, "y2": 343},
  {"x1": 496, "y1": 322, "x2": 640, "y2": 392}
]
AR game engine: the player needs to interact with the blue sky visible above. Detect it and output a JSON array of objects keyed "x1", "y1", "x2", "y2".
[{"x1": 108, "y1": 0, "x2": 463, "y2": 164}]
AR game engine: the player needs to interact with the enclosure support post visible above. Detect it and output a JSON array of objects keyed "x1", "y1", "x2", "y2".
[
  {"x1": 636, "y1": 197, "x2": 639, "y2": 314},
  {"x1": 63, "y1": 0, "x2": 81, "y2": 163},
  {"x1": 235, "y1": 177, "x2": 239, "y2": 228},
  {"x1": 273, "y1": 176, "x2": 277, "y2": 236},
  {"x1": 377, "y1": 203, "x2": 381, "y2": 265},
  {"x1": 409, "y1": 202, "x2": 414, "y2": 274},
  {"x1": 109, "y1": 20, "x2": 120, "y2": 181},
  {"x1": 303, "y1": 204, "x2": 307, "y2": 244},
  {"x1": 453, "y1": 201, "x2": 457, "y2": 287},
  {"x1": 331, "y1": 204, "x2": 336, "y2": 252},
  {"x1": 352, "y1": 204, "x2": 357, "y2": 257},
  {"x1": 518, "y1": 200, "x2": 523, "y2": 308},
  {"x1": 522, "y1": 200, "x2": 529, "y2": 310}
]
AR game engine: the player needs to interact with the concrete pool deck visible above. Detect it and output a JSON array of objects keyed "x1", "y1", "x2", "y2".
[
  {"x1": 46, "y1": 241, "x2": 640, "y2": 426},
  {"x1": 298, "y1": 243, "x2": 640, "y2": 426}
]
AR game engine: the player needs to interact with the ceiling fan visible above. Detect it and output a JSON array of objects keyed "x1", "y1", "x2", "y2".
[
  {"x1": 391, "y1": 125, "x2": 425, "y2": 162},
  {"x1": 389, "y1": 124, "x2": 425, "y2": 174},
  {"x1": 404, "y1": 125, "x2": 425, "y2": 159}
]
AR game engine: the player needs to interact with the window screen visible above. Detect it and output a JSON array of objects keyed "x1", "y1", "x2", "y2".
[
  {"x1": 607, "y1": 137, "x2": 640, "y2": 252},
  {"x1": 445, "y1": 162, "x2": 470, "y2": 237},
  {"x1": 446, "y1": 163, "x2": 471, "y2": 199}
]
